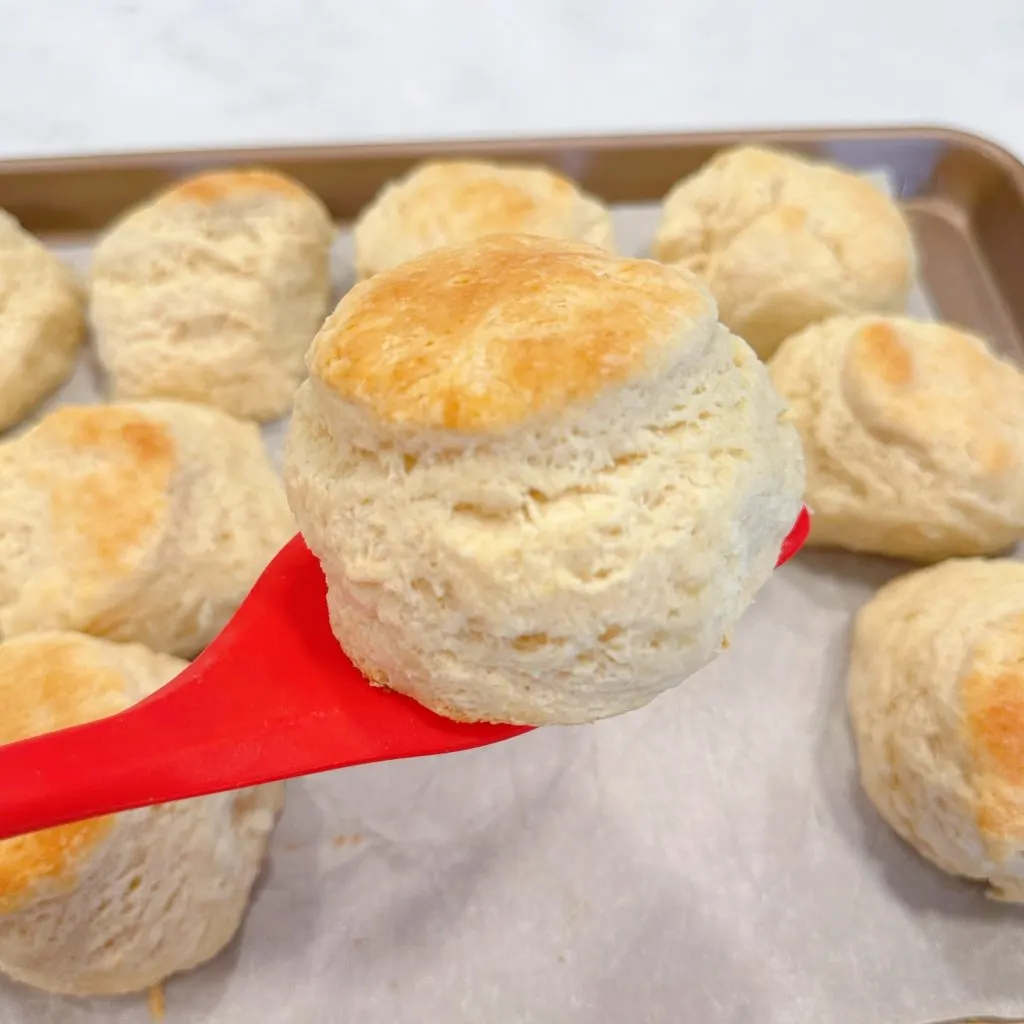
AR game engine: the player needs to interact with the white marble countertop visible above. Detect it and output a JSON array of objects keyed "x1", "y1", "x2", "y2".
[{"x1": 0, "y1": 0, "x2": 1021, "y2": 160}]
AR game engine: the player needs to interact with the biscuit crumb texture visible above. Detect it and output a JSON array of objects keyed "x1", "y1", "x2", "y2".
[
  {"x1": 0, "y1": 210, "x2": 85, "y2": 432},
  {"x1": 653, "y1": 147, "x2": 914, "y2": 358},
  {"x1": 91, "y1": 169, "x2": 335, "y2": 422},
  {"x1": 850, "y1": 559, "x2": 1024, "y2": 901},
  {"x1": 0, "y1": 631, "x2": 284, "y2": 995},
  {"x1": 770, "y1": 315, "x2": 1024, "y2": 560},
  {"x1": 286, "y1": 235, "x2": 804, "y2": 725},
  {"x1": 353, "y1": 160, "x2": 615, "y2": 279},
  {"x1": 0, "y1": 401, "x2": 294, "y2": 656}
]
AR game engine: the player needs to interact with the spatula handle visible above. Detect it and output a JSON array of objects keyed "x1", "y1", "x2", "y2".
[
  {"x1": 0, "y1": 682, "x2": 295, "y2": 838},
  {"x1": 0, "y1": 637, "x2": 340, "y2": 839}
]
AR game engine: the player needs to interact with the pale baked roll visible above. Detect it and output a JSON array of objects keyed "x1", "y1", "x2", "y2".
[
  {"x1": 769, "y1": 315, "x2": 1024, "y2": 561},
  {"x1": 652, "y1": 146, "x2": 915, "y2": 359},
  {"x1": 0, "y1": 401, "x2": 293, "y2": 656},
  {"x1": 0, "y1": 631, "x2": 284, "y2": 995},
  {"x1": 850, "y1": 558, "x2": 1024, "y2": 901},
  {"x1": 91, "y1": 169, "x2": 335, "y2": 421},
  {"x1": 285, "y1": 234, "x2": 804, "y2": 726},
  {"x1": 353, "y1": 160, "x2": 614, "y2": 279},
  {"x1": 0, "y1": 210, "x2": 85, "y2": 431}
]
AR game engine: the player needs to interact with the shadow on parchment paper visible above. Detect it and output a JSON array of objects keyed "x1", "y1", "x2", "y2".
[
  {"x1": 335, "y1": 753, "x2": 775, "y2": 1024},
  {"x1": 0, "y1": 978, "x2": 120, "y2": 1024},
  {"x1": 578, "y1": 872, "x2": 776, "y2": 1024},
  {"x1": 836, "y1": 755, "x2": 1024, "y2": 1007},
  {"x1": 786, "y1": 548, "x2": 914, "y2": 606},
  {"x1": 812, "y1": 610, "x2": 1024, "y2": 1009},
  {"x1": 332, "y1": 741, "x2": 581, "y2": 961},
  {"x1": 515, "y1": 795, "x2": 778, "y2": 1024}
]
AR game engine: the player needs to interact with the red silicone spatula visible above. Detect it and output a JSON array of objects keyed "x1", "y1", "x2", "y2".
[{"x1": 0, "y1": 507, "x2": 810, "y2": 841}]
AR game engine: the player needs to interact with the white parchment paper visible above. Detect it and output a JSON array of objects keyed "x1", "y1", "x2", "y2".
[{"x1": 3, "y1": 179, "x2": 1021, "y2": 1024}]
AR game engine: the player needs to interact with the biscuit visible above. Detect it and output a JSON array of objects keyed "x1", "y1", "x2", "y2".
[
  {"x1": 0, "y1": 211, "x2": 84, "y2": 431},
  {"x1": 353, "y1": 160, "x2": 614, "y2": 279},
  {"x1": 0, "y1": 400, "x2": 293, "y2": 656},
  {"x1": 0, "y1": 631, "x2": 283, "y2": 995},
  {"x1": 652, "y1": 146, "x2": 915, "y2": 358},
  {"x1": 91, "y1": 169, "x2": 335, "y2": 421},
  {"x1": 849, "y1": 558, "x2": 1024, "y2": 901},
  {"x1": 285, "y1": 234, "x2": 804, "y2": 725},
  {"x1": 769, "y1": 315, "x2": 1024, "y2": 560}
]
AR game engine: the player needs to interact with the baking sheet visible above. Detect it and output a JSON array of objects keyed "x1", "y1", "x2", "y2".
[{"x1": 3, "y1": 177, "x2": 1022, "y2": 1024}]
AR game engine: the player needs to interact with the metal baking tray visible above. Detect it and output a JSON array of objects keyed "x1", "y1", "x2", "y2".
[
  {"x1": 1, "y1": 127, "x2": 1023, "y2": 1024},
  {"x1": 3, "y1": 126, "x2": 1024, "y2": 354}
]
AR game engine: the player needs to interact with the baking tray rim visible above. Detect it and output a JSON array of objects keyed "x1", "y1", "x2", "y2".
[{"x1": 0, "y1": 123, "x2": 1020, "y2": 179}]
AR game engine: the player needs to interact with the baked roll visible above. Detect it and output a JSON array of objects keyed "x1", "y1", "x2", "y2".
[
  {"x1": 91, "y1": 169, "x2": 334, "y2": 421},
  {"x1": 0, "y1": 401, "x2": 293, "y2": 656},
  {"x1": 0, "y1": 210, "x2": 84, "y2": 432},
  {"x1": 850, "y1": 558, "x2": 1024, "y2": 901},
  {"x1": 353, "y1": 160, "x2": 614, "y2": 279},
  {"x1": 285, "y1": 234, "x2": 804, "y2": 725},
  {"x1": 0, "y1": 631, "x2": 283, "y2": 995},
  {"x1": 653, "y1": 146, "x2": 915, "y2": 359},
  {"x1": 769, "y1": 315, "x2": 1024, "y2": 560}
]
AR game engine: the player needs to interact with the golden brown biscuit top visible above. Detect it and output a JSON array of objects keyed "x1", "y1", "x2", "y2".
[
  {"x1": 841, "y1": 318, "x2": 1024, "y2": 475},
  {"x1": 962, "y1": 611, "x2": 1024, "y2": 845},
  {"x1": 0, "y1": 635, "x2": 123, "y2": 912},
  {"x1": 390, "y1": 161, "x2": 579, "y2": 239},
  {"x1": 160, "y1": 168, "x2": 314, "y2": 206},
  {"x1": 4, "y1": 405, "x2": 176, "y2": 578},
  {"x1": 310, "y1": 234, "x2": 715, "y2": 432},
  {"x1": 851, "y1": 321, "x2": 914, "y2": 385}
]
